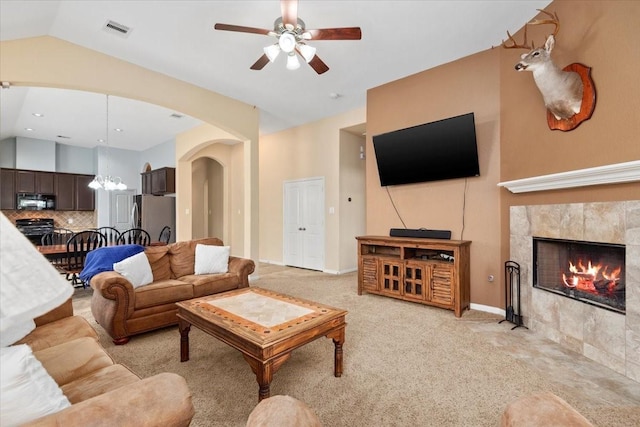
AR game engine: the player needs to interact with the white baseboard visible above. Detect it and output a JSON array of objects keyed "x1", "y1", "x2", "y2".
[
  {"x1": 322, "y1": 267, "x2": 357, "y2": 275},
  {"x1": 258, "y1": 259, "x2": 284, "y2": 265},
  {"x1": 470, "y1": 303, "x2": 505, "y2": 317}
]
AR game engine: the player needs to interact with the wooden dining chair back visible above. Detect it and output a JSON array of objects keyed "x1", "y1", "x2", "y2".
[
  {"x1": 117, "y1": 228, "x2": 151, "y2": 246},
  {"x1": 95, "y1": 226, "x2": 122, "y2": 245},
  {"x1": 41, "y1": 228, "x2": 74, "y2": 269},
  {"x1": 158, "y1": 226, "x2": 171, "y2": 244},
  {"x1": 62, "y1": 230, "x2": 107, "y2": 287},
  {"x1": 41, "y1": 228, "x2": 74, "y2": 246}
]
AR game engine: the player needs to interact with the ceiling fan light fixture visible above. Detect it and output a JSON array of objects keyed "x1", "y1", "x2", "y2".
[
  {"x1": 286, "y1": 53, "x2": 301, "y2": 70},
  {"x1": 298, "y1": 43, "x2": 316, "y2": 63},
  {"x1": 278, "y1": 32, "x2": 296, "y2": 53},
  {"x1": 264, "y1": 44, "x2": 281, "y2": 62}
]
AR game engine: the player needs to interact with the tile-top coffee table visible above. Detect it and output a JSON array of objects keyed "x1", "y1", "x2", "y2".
[{"x1": 176, "y1": 287, "x2": 347, "y2": 401}]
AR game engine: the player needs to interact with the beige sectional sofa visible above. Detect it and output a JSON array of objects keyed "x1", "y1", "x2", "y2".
[
  {"x1": 91, "y1": 237, "x2": 255, "y2": 344},
  {"x1": 12, "y1": 298, "x2": 194, "y2": 426}
]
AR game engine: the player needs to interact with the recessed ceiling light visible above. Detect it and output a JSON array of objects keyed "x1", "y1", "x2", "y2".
[
  {"x1": 32, "y1": 113, "x2": 44, "y2": 117},
  {"x1": 329, "y1": 92, "x2": 341, "y2": 99},
  {"x1": 114, "y1": 128, "x2": 124, "y2": 132},
  {"x1": 97, "y1": 139, "x2": 105, "y2": 143},
  {"x1": 24, "y1": 128, "x2": 34, "y2": 131}
]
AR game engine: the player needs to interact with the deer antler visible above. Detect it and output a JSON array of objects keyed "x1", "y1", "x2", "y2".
[
  {"x1": 501, "y1": 9, "x2": 560, "y2": 50},
  {"x1": 529, "y1": 9, "x2": 560, "y2": 38},
  {"x1": 502, "y1": 24, "x2": 533, "y2": 49}
]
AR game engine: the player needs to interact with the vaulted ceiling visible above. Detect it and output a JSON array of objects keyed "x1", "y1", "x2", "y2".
[{"x1": 0, "y1": 0, "x2": 551, "y2": 151}]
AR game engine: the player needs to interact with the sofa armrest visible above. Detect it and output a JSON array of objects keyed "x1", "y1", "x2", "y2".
[
  {"x1": 23, "y1": 372, "x2": 195, "y2": 427},
  {"x1": 228, "y1": 256, "x2": 256, "y2": 288},
  {"x1": 34, "y1": 298, "x2": 74, "y2": 327},
  {"x1": 90, "y1": 271, "x2": 136, "y2": 342}
]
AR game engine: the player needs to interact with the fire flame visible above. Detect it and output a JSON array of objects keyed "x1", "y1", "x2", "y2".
[{"x1": 561, "y1": 259, "x2": 620, "y2": 294}]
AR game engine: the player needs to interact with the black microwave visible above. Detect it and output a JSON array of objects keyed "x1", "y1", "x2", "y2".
[{"x1": 16, "y1": 193, "x2": 56, "y2": 211}]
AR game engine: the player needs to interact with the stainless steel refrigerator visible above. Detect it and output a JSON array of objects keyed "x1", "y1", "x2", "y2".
[{"x1": 131, "y1": 195, "x2": 176, "y2": 243}]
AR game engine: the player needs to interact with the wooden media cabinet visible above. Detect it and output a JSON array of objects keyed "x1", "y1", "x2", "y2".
[{"x1": 356, "y1": 236, "x2": 471, "y2": 317}]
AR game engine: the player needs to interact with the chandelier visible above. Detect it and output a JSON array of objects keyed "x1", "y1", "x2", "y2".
[{"x1": 88, "y1": 94, "x2": 127, "y2": 191}]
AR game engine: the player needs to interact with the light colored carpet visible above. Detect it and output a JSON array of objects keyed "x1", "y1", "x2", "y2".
[{"x1": 74, "y1": 265, "x2": 640, "y2": 426}]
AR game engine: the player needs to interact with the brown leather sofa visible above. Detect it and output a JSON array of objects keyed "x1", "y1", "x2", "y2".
[
  {"x1": 91, "y1": 237, "x2": 255, "y2": 344},
  {"x1": 14, "y1": 299, "x2": 195, "y2": 426}
]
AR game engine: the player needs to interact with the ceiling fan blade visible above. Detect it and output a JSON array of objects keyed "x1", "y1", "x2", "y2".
[
  {"x1": 306, "y1": 27, "x2": 362, "y2": 41},
  {"x1": 214, "y1": 23, "x2": 271, "y2": 36},
  {"x1": 308, "y1": 55, "x2": 329, "y2": 75},
  {"x1": 281, "y1": 0, "x2": 298, "y2": 27},
  {"x1": 250, "y1": 54, "x2": 271, "y2": 70}
]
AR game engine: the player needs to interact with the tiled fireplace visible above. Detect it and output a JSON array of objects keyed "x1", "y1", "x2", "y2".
[{"x1": 510, "y1": 201, "x2": 640, "y2": 382}]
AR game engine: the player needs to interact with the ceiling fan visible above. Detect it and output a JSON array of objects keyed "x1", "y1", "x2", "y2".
[{"x1": 214, "y1": 0, "x2": 362, "y2": 75}]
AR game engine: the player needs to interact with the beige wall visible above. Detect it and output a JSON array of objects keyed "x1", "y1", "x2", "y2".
[
  {"x1": 367, "y1": 49, "x2": 502, "y2": 307},
  {"x1": 364, "y1": 0, "x2": 640, "y2": 309},
  {"x1": 499, "y1": 1, "x2": 640, "y2": 279},
  {"x1": 191, "y1": 157, "x2": 225, "y2": 244},
  {"x1": 339, "y1": 130, "x2": 366, "y2": 272},
  {"x1": 0, "y1": 36, "x2": 259, "y2": 263},
  {"x1": 259, "y1": 108, "x2": 366, "y2": 272},
  {"x1": 177, "y1": 128, "x2": 246, "y2": 256}
]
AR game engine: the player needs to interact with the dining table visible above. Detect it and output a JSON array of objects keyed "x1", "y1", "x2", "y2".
[
  {"x1": 36, "y1": 244, "x2": 68, "y2": 260},
  {"x1": 37, "y1": 242, "x2": 166, "y2": 260}
]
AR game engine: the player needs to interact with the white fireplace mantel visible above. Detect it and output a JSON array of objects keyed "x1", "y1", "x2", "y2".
[{"x1": 498, "y1": 160, "x2": 640, "y2": 193}]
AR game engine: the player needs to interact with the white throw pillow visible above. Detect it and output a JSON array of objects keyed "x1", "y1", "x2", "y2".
[
  {"x1": 113, "y1": 251, "x2": 154, "y2": 288},
  {"x1": 1, "y1": 344, "x2": 71, "y2": 426},
  {"x1": 194, "y1": 244, "x2": 230, "y2": 275}
]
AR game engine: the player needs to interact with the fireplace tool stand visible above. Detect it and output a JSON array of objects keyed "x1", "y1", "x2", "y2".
[{"x1": 499, "y1": 261, "x2": 527, "y2": 330}]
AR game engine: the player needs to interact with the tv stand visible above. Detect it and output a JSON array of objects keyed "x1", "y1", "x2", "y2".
[{"x1": 356, "y1": 236, "x2": 471, "y2": 317}]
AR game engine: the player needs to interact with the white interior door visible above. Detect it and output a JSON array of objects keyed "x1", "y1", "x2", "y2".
[
  {"x1": 110, "y1": 190, "x2": 135, "y2": 232},
  {"x1": 283, "y1": 177, "x2": 325, "y2": 271}
]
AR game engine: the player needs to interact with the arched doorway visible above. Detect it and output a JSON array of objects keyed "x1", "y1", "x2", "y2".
[{"x1": 191, "y1": 157, "x2": 224, "y2": 240}]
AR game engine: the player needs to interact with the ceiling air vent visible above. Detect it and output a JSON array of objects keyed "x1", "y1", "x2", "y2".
[
  {"x1": 56, "y1": 135, "x2": 71, "y2": 139},
  {"x1": 170, "y1": 113, "x2": 184, "y2": 119},
  {"x1": 103, "y1": 20, "x2": 132, "y2": 38}
]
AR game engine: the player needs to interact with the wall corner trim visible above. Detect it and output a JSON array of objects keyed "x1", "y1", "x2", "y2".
[{"x1": 498, "y1": 160, "x2": 640, "y2": 193}]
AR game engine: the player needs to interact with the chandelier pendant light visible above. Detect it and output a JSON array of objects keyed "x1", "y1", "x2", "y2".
[{"x1": 89, "y1": 94, "x2": 127, "y2": 191}]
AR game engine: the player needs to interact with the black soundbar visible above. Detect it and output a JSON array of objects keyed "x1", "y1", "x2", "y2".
[{"x1": 390, "y1": 228, "x2": 451, "y2": 240}]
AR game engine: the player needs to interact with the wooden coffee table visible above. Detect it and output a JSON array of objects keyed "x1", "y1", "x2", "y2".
[{"x1": 176, "y1": 287, "x2": 347, "y2": 401}]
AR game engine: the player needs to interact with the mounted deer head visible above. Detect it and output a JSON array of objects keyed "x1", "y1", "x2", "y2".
[{"x1": 503, "y1": 10, "x2": 584, "y2": 121}]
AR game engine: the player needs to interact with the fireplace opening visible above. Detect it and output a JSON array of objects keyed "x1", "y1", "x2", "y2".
[{"x1": 533, "y1": 237, "x2": 625, "y2": 314}]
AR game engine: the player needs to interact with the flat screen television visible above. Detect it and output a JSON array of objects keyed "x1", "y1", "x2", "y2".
[{"x1": 372, "y1": 112, "x2": 480, "y2": 186}]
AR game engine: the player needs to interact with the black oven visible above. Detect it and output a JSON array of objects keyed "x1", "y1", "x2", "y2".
[{"x1": 16, "y1": 193, "x2": 56, "y2": 211}]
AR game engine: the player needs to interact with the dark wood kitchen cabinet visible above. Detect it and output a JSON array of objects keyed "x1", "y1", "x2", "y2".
[
  {"x1": 14, "y1": 170, "x2": 55, "y2": 194},
  {"x1": 142, "y1": 167, "x2": 175, "y2": 195},
  {"x1": 151, "y1": 167, "x2": 175, "y2": 194},
  {"x1": 141, "y1": 171, "x2": 153, "y2": 195},
  {"x1": 55, "y1": 173, "x2": 75, "y2": 210},
  {"x1": 75, "y1": 175, "x2": 95, "y2": 211},
  {"x1": 0, "y1": 168, "x2": 16, "y2": 210},
  {"x1": 55, "y1": 173, "x2": 95, "y2": 211}
]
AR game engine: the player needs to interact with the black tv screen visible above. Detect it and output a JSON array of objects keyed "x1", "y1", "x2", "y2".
[{"x1": 372, "y1": 112, "x2": 480, "y2": 186}]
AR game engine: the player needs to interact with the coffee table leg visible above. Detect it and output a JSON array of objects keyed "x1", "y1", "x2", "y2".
[
  {"x1": 243, "y1": 355, "x2": 273, "y2": 401},
  {"x1": 327, "y1": 327, "x2": 345, "y2": 377},
  {"x1": 179, "y1": 319, "x2": 191, "y2": 362}
]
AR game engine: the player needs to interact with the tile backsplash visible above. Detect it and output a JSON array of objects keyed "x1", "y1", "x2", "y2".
[{"x1": 1, "y1": 210, "x2": 96, "y2": 231}]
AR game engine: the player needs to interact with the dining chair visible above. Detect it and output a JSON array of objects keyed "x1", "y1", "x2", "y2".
[
  {"x1": 59, "y1": 230, "x2": 107, "y2": 287},
  {"x1": 40, "y1": 228, "x2": 74, "y2": 246},
  {"x1": 158, "y1": 226, "x2": 171, "y2": 244},
  {"x1": 117, "y1": 228, "x2": 151, "y2": 246},
  {"x1": 41, "y1": 228, "x2": 74, "y2": 272},
  {"x1": 95, "y1": 226, "x2": 122, "y2": 246}
]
